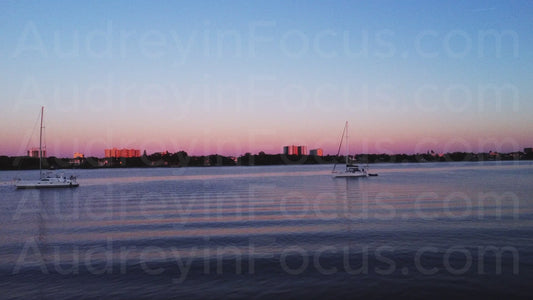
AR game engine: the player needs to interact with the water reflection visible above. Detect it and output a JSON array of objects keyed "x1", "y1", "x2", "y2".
[{"x1": 1, "y1": 163, "x2": 532, "y2": 269}]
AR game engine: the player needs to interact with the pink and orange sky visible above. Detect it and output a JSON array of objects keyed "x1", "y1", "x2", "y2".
[{"x1": 1, "y1": 1, "x2": 532, "y2": 157}]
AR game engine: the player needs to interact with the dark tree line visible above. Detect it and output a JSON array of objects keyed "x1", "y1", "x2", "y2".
[{"x1": 1, "y1": 150, "x2": 531, "y2": 170}]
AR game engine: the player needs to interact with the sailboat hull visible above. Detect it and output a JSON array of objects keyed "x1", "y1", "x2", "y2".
[
  {"x1": 15, "y1": 180, "x2": 79, "y2": 189},
  {"x1": 332, "y1": 172, "x2": 368, "y2": 178}
]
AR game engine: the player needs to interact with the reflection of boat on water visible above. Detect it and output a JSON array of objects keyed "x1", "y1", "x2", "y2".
[
  {"x1": 332, "y1": 121, "x2": 376, "y2": 178},
  {"x1": 15, "y1": 107, "x2": 79, "y2": 189}
]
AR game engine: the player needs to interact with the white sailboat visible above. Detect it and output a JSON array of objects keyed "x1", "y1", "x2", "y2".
[
  {"x1": 15, "y1": 107, "x2": 79, "y2": 189},
  {"x1": 332, "y1": 121, "x2": 369, "y2": 178}
]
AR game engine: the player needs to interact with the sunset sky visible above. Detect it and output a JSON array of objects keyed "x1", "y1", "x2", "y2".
[{"x1": 1, "y1": 0, "x2": 532, "y2": 157}]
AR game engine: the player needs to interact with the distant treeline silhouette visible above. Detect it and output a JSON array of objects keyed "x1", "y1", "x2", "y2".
[{"x1": 1, "y1": 150, "x2": 532, "y2": 170}]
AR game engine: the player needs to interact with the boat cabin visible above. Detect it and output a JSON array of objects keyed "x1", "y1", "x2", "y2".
[{"x1": 346, "y1": 164, "x2": 364, "y2": 173}]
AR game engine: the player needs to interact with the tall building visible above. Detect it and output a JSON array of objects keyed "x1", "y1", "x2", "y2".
[
  {"x1": 283, "y1": 145, "x2": 307, "y2": 155},
  {"x1": 28, "y1": 147, "x2": 46, "y2": 158},
  {"x1": 283, "y1": 146, "x2": 294, "y2": 155},
  {"x1": 297, "y1": 146, "x2": 308, "y2": 155},
  {"x1": 310, "y1": 148, "x2": 323, "y2": 156},
  {"x1": 104, "y1": 148, "x2": 141, "y2": 158}
]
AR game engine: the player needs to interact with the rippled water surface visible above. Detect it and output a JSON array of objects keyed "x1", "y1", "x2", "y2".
[{"x1": 1, "y1": 162, "x2": 533, "y2": 299}]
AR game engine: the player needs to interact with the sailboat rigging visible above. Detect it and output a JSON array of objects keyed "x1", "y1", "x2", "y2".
[
  {"x1": 15, "y1": 107, "x2": 79, "y2": 189},
  {"x1": 332, "y1": 121, "x2": 373, "y2": 178}
]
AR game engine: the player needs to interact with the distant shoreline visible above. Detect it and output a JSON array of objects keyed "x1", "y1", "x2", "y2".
[{"x1": 1, "y1": 151, "x2": 531, "y2": 171}]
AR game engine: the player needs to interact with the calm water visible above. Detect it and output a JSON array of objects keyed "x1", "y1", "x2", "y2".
[{"x1": 1, "y1": 162, "x2": 533, "y2": 299}]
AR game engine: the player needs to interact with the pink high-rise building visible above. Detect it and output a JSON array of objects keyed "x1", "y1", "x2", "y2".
[
  {"x1": 104, "y1": 148, "x2": 141, "y2": 158},
  {"x1": 28, "y1": 147, "x2": 46, "y2": 158},
  {"x1": 310, "y1": 148, "x2": 323, "y2": 156},
  {"x1": 283, "y1": 145, "x2": 308, "y2": 155}
]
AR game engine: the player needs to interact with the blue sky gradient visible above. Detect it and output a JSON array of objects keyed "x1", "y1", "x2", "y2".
[{"x1": 1, "y1": 0, "x2": 532, "y2": 156}]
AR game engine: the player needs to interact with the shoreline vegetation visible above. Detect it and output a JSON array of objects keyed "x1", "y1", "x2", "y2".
[{"x1": 1, "y1": 151, "x2": 532, "y2": 171}]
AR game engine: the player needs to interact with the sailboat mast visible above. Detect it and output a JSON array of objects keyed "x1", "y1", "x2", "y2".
[
  {"x1": 39, "y1": 106, "x2": 43, "y2": 179},
  {"x1": 345, "y1": 121, "x2": 349, "y2": 165}
]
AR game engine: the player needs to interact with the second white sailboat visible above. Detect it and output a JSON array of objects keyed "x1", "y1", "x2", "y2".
[{"x1": 332, "y1": 121, "x2": 369, "y2": 178}]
